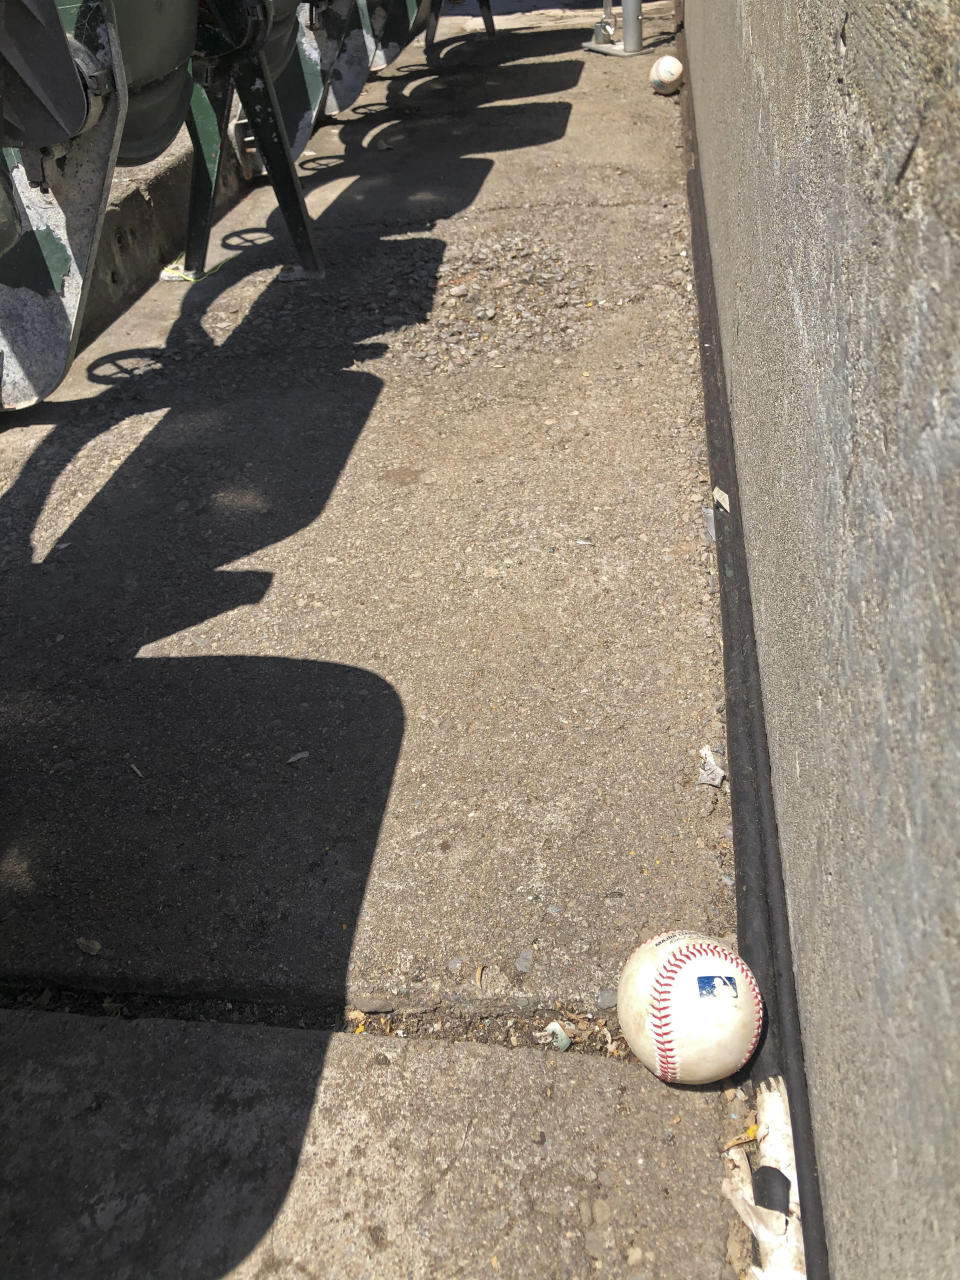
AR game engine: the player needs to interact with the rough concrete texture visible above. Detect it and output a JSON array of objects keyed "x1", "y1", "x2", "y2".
[
  {"x1": 81, "y1": 129, "x2": 245, "y2": 346},
  {"x1": 1, "y1": 6, "x2": 733, "y2": 1017},
  {"x1": 685, "y1": 2, "x2": 960, "y2": 1275},
  {"x1": 0, "y1": 1010, "x2": 729, "y2": 1279},
  {"x1": 0, "y1": 10, "x2": 741, "y2": 1276}
]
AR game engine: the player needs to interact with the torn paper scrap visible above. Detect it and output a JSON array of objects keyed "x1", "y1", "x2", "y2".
[{"x1": 697, "y1": 745, "x2": 726, "y2": 787}]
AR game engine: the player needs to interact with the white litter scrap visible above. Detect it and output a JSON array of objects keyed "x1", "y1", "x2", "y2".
[
  {"x1": 722, "y1": 1075, "x2": 806, "y2": 1280},
  {"x1": 697, "y1": 745, "x2": 726, "y2": 787},
  {"x1": 533, "y1": 1020, "x2": 573, "y2": 1051},
  {"x1": 712, "y1": 486, "x2": 730, "y2": 512}
]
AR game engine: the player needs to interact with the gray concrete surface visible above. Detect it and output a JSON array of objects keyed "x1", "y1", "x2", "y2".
[
  {"x1": 0, "y1": 9, "x2": 741, "y2": 1277},
  {"x1": 81, "y1": 129, "x2": 245, "y2": 345},
  {"x1": 685, "y1": 2, "x2": 960, "y2": 1275},
  {"x1": 1, "y1": 6, "x2": 731, "y2": 1017},
  {"x1": 0, "y1": 1009, "x2": 730, "y2": 1279}
]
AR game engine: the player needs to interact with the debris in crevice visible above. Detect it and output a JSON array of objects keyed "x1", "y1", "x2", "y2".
[
  {"x1": 533, "y1": 1019, "x2": 573, "y2": 1051},
  {"x1": 1, "y1": 983, "x2": 634, "y2": 1057},
  {"x1": 721, "y1": 1075, "x2": 806, "y2": 1279}
]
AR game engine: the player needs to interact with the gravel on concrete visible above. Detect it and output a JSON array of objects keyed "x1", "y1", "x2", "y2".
[
  {"x1": 0, "y1": 6, "x2": 732, "y2": 1016},
  {"x1": 0, "y1": 9, "x2": 740, "y2": 1277}
]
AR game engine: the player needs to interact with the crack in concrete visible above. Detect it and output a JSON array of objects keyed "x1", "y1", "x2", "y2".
[{"x1": 0, "y1": 981, "x2": 632, "y2": 1059}]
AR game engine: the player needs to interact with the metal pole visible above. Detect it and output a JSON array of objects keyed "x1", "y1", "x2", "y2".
[
  {"x1": 621, "y1": 0, "x2": 642, "y2": 54},
  {"x1": 583, "y1": 0, "x2": 643, "y2": 56}
]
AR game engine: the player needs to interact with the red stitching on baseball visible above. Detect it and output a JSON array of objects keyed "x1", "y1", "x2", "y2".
[
  {"x1": 648, "y1": 942, "x2": 764, "y2": 1082},
  {"x1": 650, "y1": 958, "x2": 682, "y2": 1081}
]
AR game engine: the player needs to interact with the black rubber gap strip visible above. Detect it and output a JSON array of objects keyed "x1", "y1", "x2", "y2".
[{"x1": 676, "y1": 25, "x2": 831, "y2": 1280}]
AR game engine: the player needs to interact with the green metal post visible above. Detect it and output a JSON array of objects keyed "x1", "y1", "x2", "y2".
[
  {"x1": 184, "y1": 72, "x2": 233, "y2": 278},
  {"x1": 233, "y1": 50, "x2": 320, "y2": 273}
]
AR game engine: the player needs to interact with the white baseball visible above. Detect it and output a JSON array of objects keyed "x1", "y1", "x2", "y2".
[
  {"x1": 617, "y1": 931, "x2": 763, "y2": 1084},
  {"x1": 650, "y1": 55, "x2": 684, "y2": 95}
]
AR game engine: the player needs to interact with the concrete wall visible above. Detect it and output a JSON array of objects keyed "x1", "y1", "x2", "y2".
[{"x1": 684, "y1": 2, "x2": 960, "y2": 1274}]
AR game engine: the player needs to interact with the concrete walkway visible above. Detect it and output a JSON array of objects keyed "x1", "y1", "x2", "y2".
[
  {"x1": 0, "y1": 7, "x2": 740, "y2": 1277},
  {"x1": 1, "y1": 1010, "x2": 729, "y2": 1279}
]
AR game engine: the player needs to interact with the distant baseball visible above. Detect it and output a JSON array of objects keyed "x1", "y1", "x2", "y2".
[
  {"x1": 617, "y1": 931, "x2": 763, "y2": 1084},
  {"x1": 650, "y1": 55, "x2": 684, "y2": 95}
]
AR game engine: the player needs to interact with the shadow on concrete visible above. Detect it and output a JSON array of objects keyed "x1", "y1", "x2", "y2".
[
  {"x1": 0, "y1": 28, "x2": 578, "y2": 1279},
  {"x1": 0, "y1": 261, "x2": 405, "y2": 1276}
]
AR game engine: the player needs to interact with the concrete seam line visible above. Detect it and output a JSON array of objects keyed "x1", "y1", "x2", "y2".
[{"x1": 676, "y1": 22, "x2": 831, "y2": 1280}]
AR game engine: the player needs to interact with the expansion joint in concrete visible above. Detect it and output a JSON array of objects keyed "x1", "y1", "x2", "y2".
[{"x1": 0, "y1": 982, "x2": 632, "y2": 1060}]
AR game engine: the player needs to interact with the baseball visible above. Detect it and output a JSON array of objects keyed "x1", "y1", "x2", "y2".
[
  {"x1": 617, "y1": 931, "x2": 763, "y2": 1084},
  {"x1": 650, "y1": 55, "x2": 684, "y2": 95}
]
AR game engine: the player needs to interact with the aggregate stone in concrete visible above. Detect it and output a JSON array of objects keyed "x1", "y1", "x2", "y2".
[
  {"x1": 0, "y1": 9, "x2": 732, "y2": 1012},
  {"x1": 0, "y1": 1010, "x2": 729, "y2": 1280}
]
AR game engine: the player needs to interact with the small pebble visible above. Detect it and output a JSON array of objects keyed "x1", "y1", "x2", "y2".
[
  {"x1": 583, "y1": 1230, "x2": 606, "y2": 1260},
  {"x1": 592, "y1": 1199, "x2": 612, "y2": 1226}
]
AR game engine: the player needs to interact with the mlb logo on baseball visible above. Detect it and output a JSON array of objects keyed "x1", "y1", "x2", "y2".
[
  {"x1": 617, "y1": 931, "x2": 764, "y2": 1084},
  {"x1": 697, "y1": 975, "x2": 739, "y2": 999}
]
